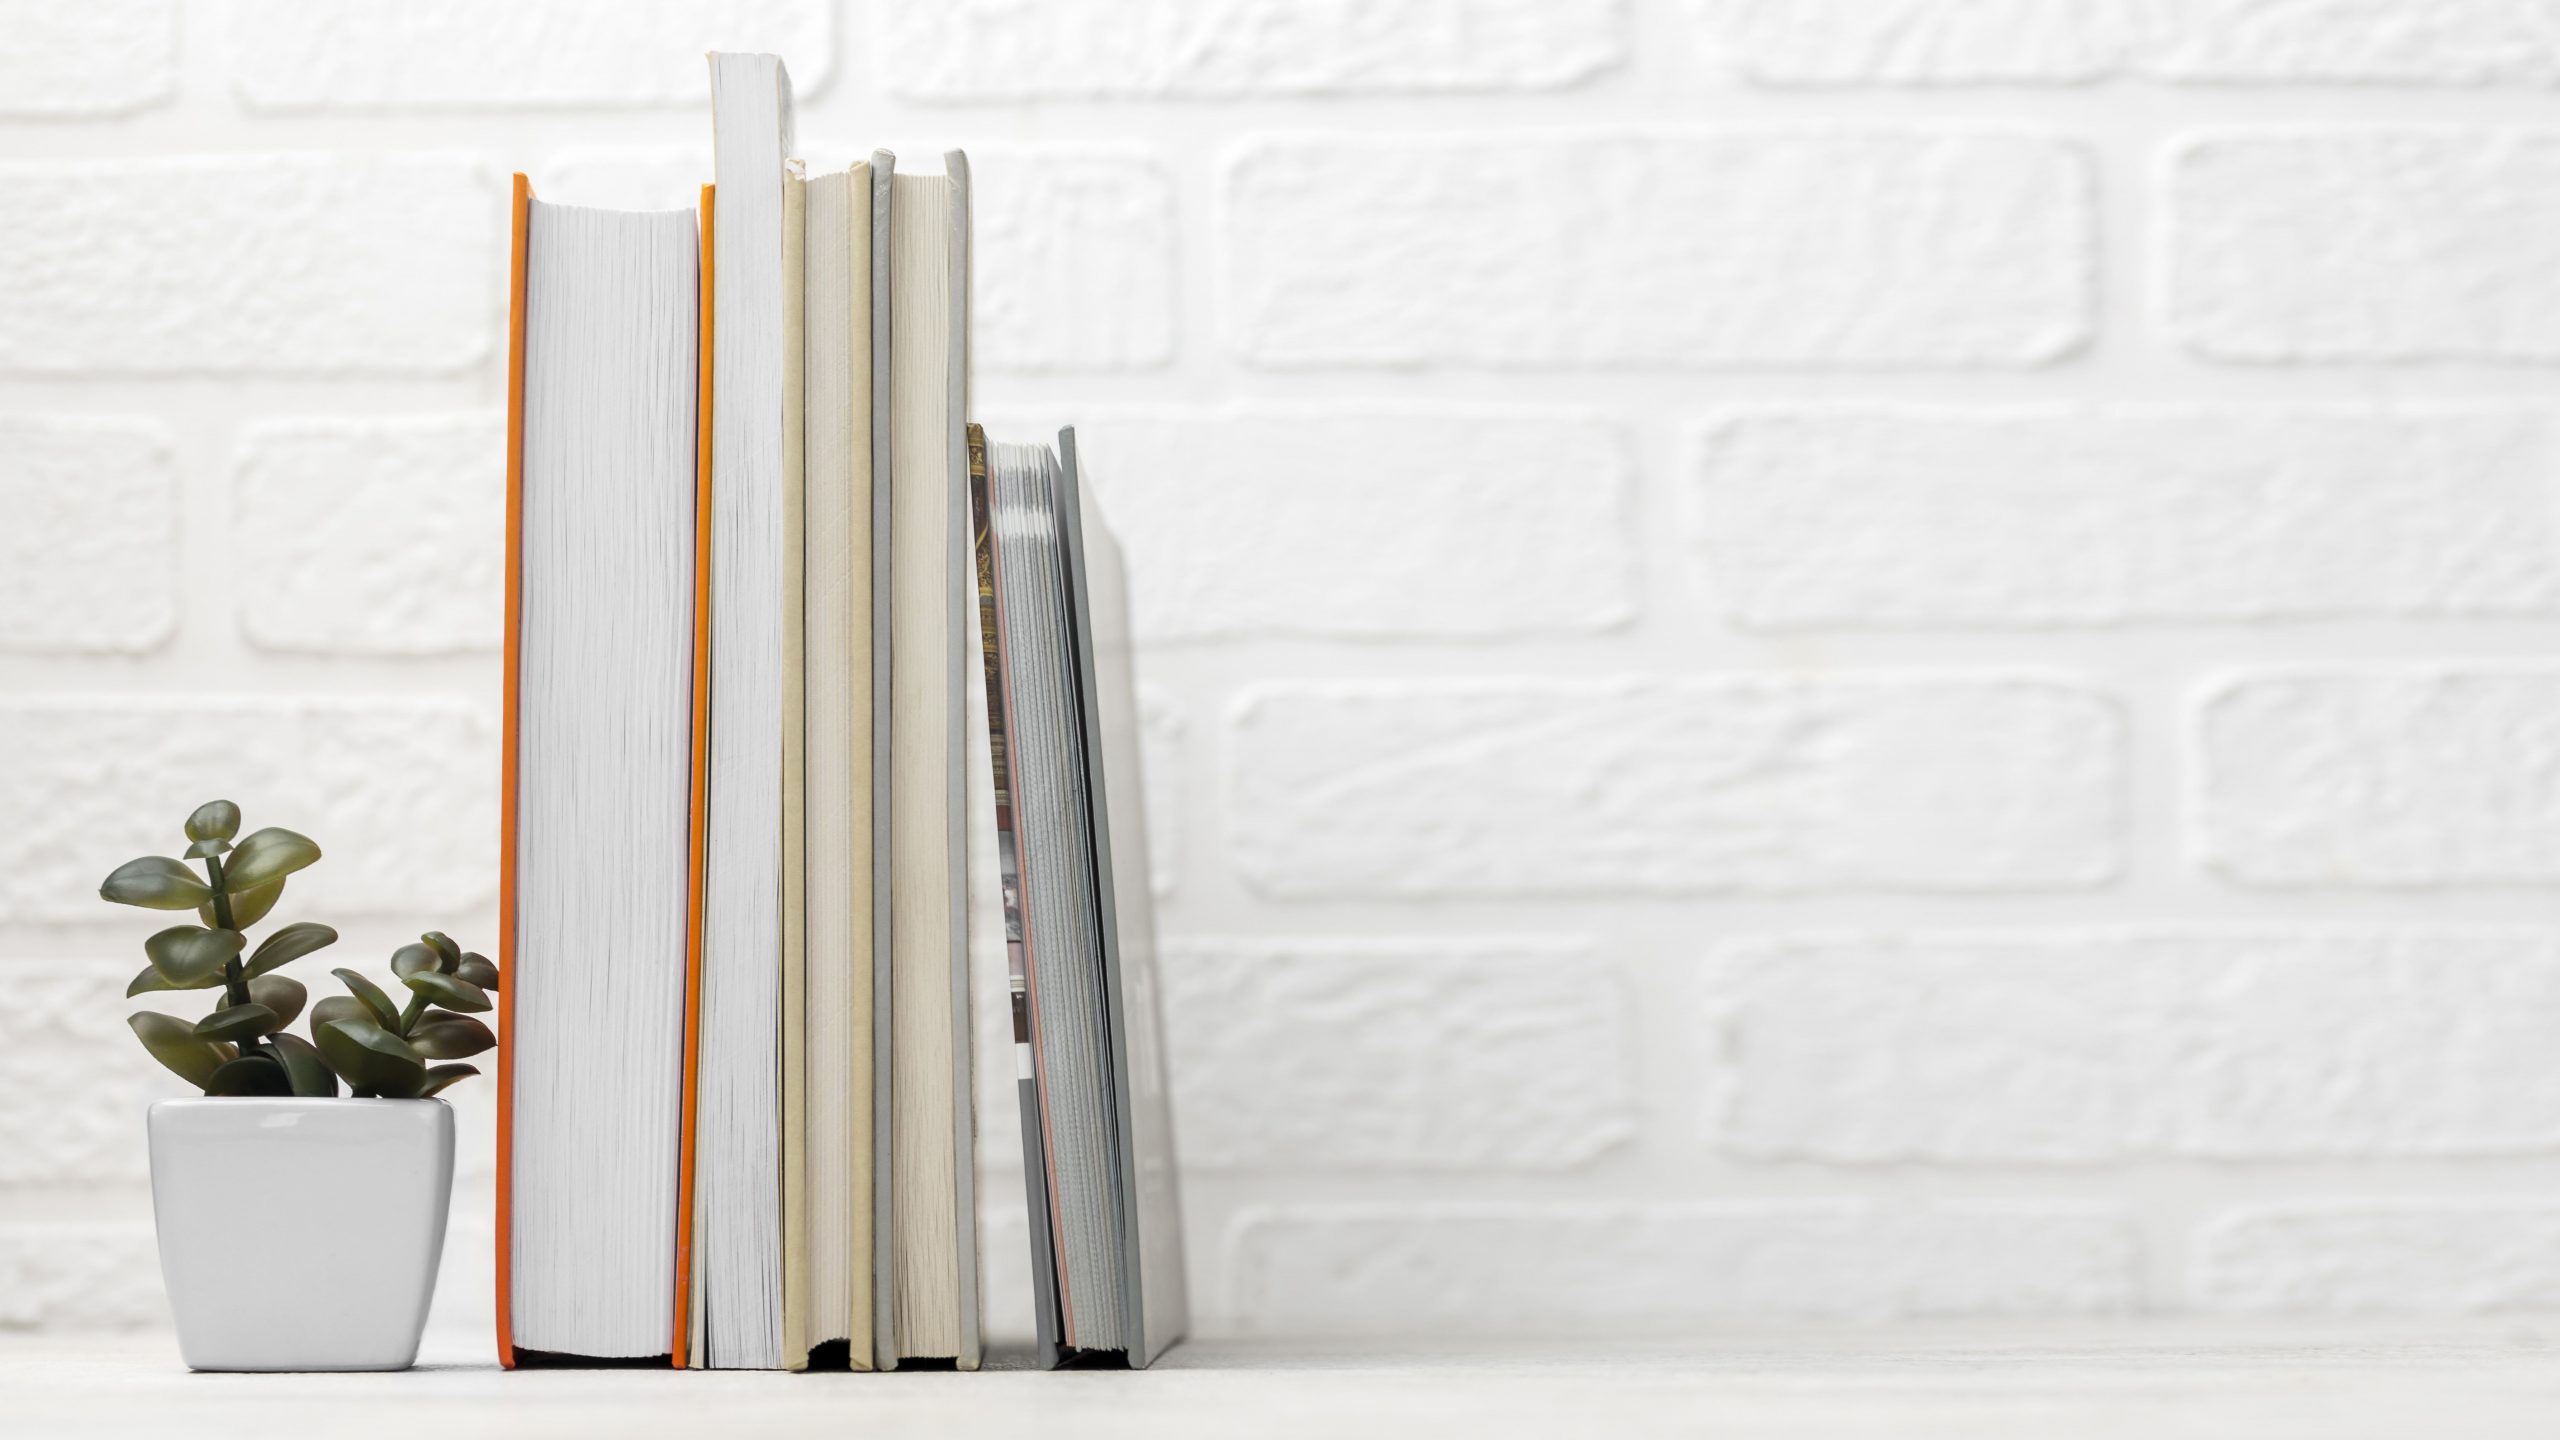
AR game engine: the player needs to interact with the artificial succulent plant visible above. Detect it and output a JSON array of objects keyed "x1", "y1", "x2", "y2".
[{"x1": 102, "y1": 801, "x2": 498, "y2": 1098}]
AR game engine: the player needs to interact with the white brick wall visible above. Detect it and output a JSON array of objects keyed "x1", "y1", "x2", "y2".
[
  {"x1": 1162, "y1": 940, "x2": 1635, "y2": 1170},
  {"x1": 2196, "y1": 668, "x2": 2560, "y2": 886},
  {"x1": 2169, "y1": 130, "x2": 2560, "y2": 362},
  {"x1": 0, "y1": 417, "x2": 175, "y2": 653},
  {"x1": 2200, "y1": 1205, "x2": 2560, "y2": 1314},
  {"x1": 1689, "y1": 407, "x2": 2560, "y2": 626},
  {"x1": 1705, "y1": 930, "x2": 2560, "y2": 1160},
  {"x1": 0, "y1": 154, "x2": 498, "y2": 374},
  {"x1": 1228, "y1": 677, "x2": 2123, "y2": 896},
  {"x1": 236, "y1": 415, "x2": 507, "y2": 655},
  {"x1": 1685, "y1": 1, "x2": 2560, "y2": 86},
  {"x1": 1223, "y1": 131, "x2": 2093, "y2": 367},
  {"x1": 7, "y1": 0, "x2": 2560, "y2": 1343}
]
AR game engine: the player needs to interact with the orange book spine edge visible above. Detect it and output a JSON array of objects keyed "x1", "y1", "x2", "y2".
[
  {"x1": 671, "y1": 182, "x2": 716, "y2": 1370},
  {"x1": 495, "y1": 172, "x2": 531, "y2": 1372}
]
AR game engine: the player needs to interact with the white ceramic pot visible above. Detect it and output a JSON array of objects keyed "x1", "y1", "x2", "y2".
[{"x1": 147, "y1": 1097, "x2": 454, "y2": 1372}]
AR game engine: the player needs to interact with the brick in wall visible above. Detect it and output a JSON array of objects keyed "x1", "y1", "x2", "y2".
[
  {"x1": 878, "y1": 0, "x2": 1623, "y2": 100},
  {"x1": 2170, "y1": 130, "x2": 2560, "y2": 364},
  {"x1": 1706, "y1": 929, "x2": 2560, "y2": 1162},
  {"x1": 1163, "y1": 940, "x2": 1633, "y2": 1171},
  {"x1": 1687, "y1": 0, "x2": 2127, "y2": 84},
  {"x1": 0, "y1": 416, "x2": 175, "y2": 654},
  {"x1": 969, "y1": 149, "x2": 1176, "y2": 372},
  {"x1": 1224, "y1": 131, "x2": 2092, "y2": 369},
  {"x1": 2150, "y1": 0, "x2": 2560, "y2": 84},
  {"x1": 0, "y1": 154, "x2": 496, "y2": 376},
  {"x1": 0, "y1": 0, "x2": 173, "y2": 117},
  {"x1": 2201, "y1": 1205, "x2": 2560, "y2": 1313},
  {"x1": 1072, "y1": 408, "x2": 1634, "y2": 642},
  {"x1": 1688, "y1": 1, "x2": 2560, "y2": 86},
  {"x1": 1227, "y1": 1204, "x2": 2138, "y2": 1332},
  {"x1": 228, "y1": 0, "x2": 834, "y2": 109},
  {"x1": 1227, "y1": 677, "x2": 2123, "y2": 898},
  {"x1": 2197, "y1": 668, "x2": 2560, "y2": 887},
  {"x1": 1688, "y1": 406, "x2": 2560, "y2": 628},
  {"x1": 0, "y1": 697, "x2": 497, "y2": 924},
  {"x1": 236, "y1": 415, "x2": 505, "y2": 656}
]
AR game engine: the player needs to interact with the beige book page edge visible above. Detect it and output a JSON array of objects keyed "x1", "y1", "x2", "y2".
[
  {"x1": 780, "y1": 165, "x2": 811, "y2": 1372},
  {"x1": 844, "y1": 158, "x2": 877, "y2": 1369}
]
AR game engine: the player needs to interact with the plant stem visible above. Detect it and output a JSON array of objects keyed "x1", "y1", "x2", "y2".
[
  {"x1": 202, "y1": 853, "x2": 260, "y2": 1064},
  {"x1": 396, "y1": 990, "x2": 428, "y2": 1037}
]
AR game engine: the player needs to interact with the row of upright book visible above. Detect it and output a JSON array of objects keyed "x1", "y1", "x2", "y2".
[{"x1": 497, "y1": 53, "x2": 1184, "y2": 1372}]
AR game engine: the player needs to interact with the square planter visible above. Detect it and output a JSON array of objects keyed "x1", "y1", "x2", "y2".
[{"x1": 148, "y1": 1097, "x2": 453, "y2": 1372}]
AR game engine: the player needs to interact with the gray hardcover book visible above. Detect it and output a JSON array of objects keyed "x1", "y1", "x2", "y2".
[
  {"x1": 1058, "y1": 429, "x2": 1187, "y2": 1368},
  {"x1": 973, "y1": 430, "x2": 1186, "y2": 1369}
]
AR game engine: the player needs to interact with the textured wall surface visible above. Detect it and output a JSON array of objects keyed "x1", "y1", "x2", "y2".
[{"x1": 5, "y1": 0, "x2": 2560, "y2": 1344}]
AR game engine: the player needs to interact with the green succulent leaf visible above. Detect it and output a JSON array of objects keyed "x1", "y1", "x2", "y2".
[
  {"x1": 129, "y1": 1011, "x2": 228, "y2": 1089},
  {"x1": 182, "y1": 838, "x2": 231, "y2": 859},
  {"x1": 243, "y1": 921, "x2": 337, "y2": 978},
  {"x1": 185, "y1": 800, "x2": 242, "y2": 844},
  {"x1": 144, "y1": 925, "x2": 244, "y2": 986},
  {"x1": 421, "y1": 932, "x2": 461, "y2": 972},
  {"x1": 457, "y1": 953, "x2": 499, "y2": 990},
  {"x1": 126, "y1": 962, "x2": 224, "y2": 998},
  {"x1": 309, "y1": 995, "x2": 370, "y2": 1032},
  {"x1": 200, "y1": 874, "x2": 283, "y2": 929},
  {"x1": 389, "y1": 943, "x2": 439, "y2": 982},
  {"x1": 194, "y1": 1003, "x2": 278, "y2": 1043},
  {"x1": 401, "y1": 970, "x2": 490, "y2": 1014},
  {"x1": 224, "y1": 827, "x2": 321, "y2": 891},
  {"x1": 101, "y1": 856, "x2": 212, "y2": 911},
  {"x1": 245, "y1": 974, "x2": 306, "y2": 1031},
  {"x1": 316, "y1": 1017, "x2": 425, "y2": 1098},
  {"x1": 205, "y1": 1054, "x2": 292, "y2": 1097},
  {"x1": 409, "y1": 1010, "x2": 496, "y2": 1059},
  {"x1": 331, "y1": 968, "x2": 401, "y2": 1029},
  {"x1": 266, "y1": 1033, "x2": 340, "y2": 1098},
  {"x1": 415, "y1": 1064, "x2": 480, "y2": 1098}
]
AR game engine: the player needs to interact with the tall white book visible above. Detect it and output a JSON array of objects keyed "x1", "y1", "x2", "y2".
[
  {"x1": 507, "y1": 192, "x2": 700, "y2": 1365},
  {"x1": 694, "y1": 49, "x2": 793, "y2": 1372}
]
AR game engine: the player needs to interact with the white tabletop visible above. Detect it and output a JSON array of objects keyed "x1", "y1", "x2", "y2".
[{"x1": 9, "y1": 1321, "x2": 2560, "y2": 1438}]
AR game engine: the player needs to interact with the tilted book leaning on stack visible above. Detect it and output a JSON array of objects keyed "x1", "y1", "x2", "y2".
[
  {"x1": 971, "y1": 427, "x2": 1188, "y2": 1369},
  {"x1": 495, "y1": 49, "x2": 1182, "y2": 1374}
]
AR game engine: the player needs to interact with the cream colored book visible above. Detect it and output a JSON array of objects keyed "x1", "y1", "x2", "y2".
[
  {"x1": 778, "y1": 163, "x2": 811, "y2": 1374},
  {"x1": 802, "y1": 159, "x2": 875, "y2": 1370},
  {"x1": 866, "y1": 150, "x2": 898, "y2": 1370},
  {"x1": 881, "y1": 147, "x2": 979, "y2": 1372}
]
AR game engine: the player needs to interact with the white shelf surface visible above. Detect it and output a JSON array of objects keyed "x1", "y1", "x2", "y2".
[{"x1": 10, "y1": 1321, "x2": 2560, "y2": 1437}]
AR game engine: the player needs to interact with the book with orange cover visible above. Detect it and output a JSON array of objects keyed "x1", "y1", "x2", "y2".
[{"x1": 497, "y1": 172, "x2": 713, "y2": 1369}]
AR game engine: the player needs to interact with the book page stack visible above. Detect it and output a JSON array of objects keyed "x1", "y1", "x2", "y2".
[{"x1": 496, "y1": 52, "x2": 1185, "y2": 1373}]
